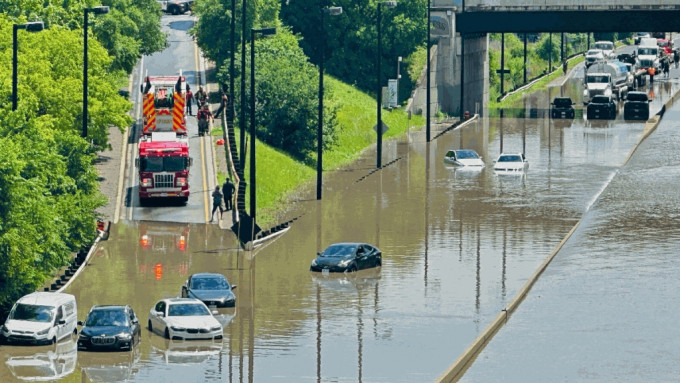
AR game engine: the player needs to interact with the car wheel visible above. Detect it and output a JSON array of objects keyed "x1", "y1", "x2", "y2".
[
  {"x1": 376, "y1": 258, "x2": 382, "y2": 267},
  {"x1": 148, "y1": 320, "x2": 153, "y2": 332},
  {"x1": 51, "y1": 336, "x2": 57, "y2": 345},
  {"x1": 348, "y1": 265, "x2": 358, "y2": 273},
  {"x1": 164, "y1": 328, "x2": 170, "y2": 339}
]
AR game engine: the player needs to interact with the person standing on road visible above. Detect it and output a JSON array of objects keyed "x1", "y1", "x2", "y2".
[
  {"x1": 196, "y1": 86, "x2": 207, "y2": 108},
  {"x1": 213, "y1": 91, "x2": 229, "y2": 120},
  {"x1": 210, "y1": 186, "x2": 224, "y2": 222},
  {"x1": 185, "y1": 86, "x2": 194, "y2": 116},
  {"x1": 222, "y1": 178, "x2": 235, "y2": 211}
]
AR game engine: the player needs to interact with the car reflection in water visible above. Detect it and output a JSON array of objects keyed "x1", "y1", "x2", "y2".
[
  {"x1": 150, "y1": 336, "x2": 223, "y2": 366},
  {"x1": 79, "y1": 346, "x2": 141, "y2": 383},
  {"x1": 3, "y1": 338, "x2": 77, "y2": 381},
  {"x1": 311, "y1": 267, "x2": 382, "y2": 294}
]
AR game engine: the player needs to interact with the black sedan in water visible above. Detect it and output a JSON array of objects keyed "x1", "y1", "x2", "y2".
[
  {"x1": 77, "y1": 305, "x2": 141, "y2": 351},
  {"x1": 181, "y1": 273, "x2": 237, "y2": 307},
  {"x1": 310, "y1": 243, "x2": 382, "y2": 273},
  {"x1": 623, "y1": 91, "x2": 651, "y2": 120},
  {"x1": 586, "y1": 95, "x2": 617, "y2": 120}
]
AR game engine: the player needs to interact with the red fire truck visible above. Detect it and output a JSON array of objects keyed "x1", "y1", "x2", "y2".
[
  {"x1": 140, "y1": 74, "x2": 187, "y2": 136},
  {"x1": 136, "y1": 132, "x2": 192, "y2": 204}
]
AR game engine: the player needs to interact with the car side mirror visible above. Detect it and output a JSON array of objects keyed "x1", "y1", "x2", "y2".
[
  {"x1": 211, "y1": 310, "x2": 219, "y2": 315},
  {"x1": 59, "y1": 319, "x2": 66, "y2": 325},
  {"x1": 77, "y1": 320, "x2": 83, "y2": 326},
  {"x1": 317, "y1": 252, "x2": 322, "y2": 256},
  {"x1": 231, "y1": 285, "x2": 237, "y2": 290},
  {"x1": 132, "y1": 318, "x2": 139, "y2": 324}
]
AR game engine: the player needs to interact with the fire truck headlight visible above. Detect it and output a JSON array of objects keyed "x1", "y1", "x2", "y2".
[
  {"x1": 176, "y1": 177, "x2": 187, "y2": 187},
  {"x1": 141, "y1": 178, "x2": 153, "y2": 187}
]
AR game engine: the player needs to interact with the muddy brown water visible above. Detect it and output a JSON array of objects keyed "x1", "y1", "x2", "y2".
[{"x1": 1, "y1": 71, "x2": 678, "y2": 382}]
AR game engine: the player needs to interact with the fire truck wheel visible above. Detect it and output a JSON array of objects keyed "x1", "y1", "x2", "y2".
[{"x1": 180, "y1": 197, "x2": 189, "y2": 204}]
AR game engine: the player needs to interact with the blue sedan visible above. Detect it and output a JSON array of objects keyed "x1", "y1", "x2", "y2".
[{"x1": 310, "y1": 243, "x2": 382, "y2": 273}]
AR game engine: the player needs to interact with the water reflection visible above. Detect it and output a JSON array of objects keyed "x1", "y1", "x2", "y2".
[
  {"x1": 149, "y1": 338, "x2": 223, "y2": 365},
  {"x1": 79, "y1": 347, "x2": 141, "y2": 383},
  {"x1": 3, "y1": 338, "x2": 77, "y2": 381}
]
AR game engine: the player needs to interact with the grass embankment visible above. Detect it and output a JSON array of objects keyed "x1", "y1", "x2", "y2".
[
  {"x1": 489, "y1": 55, "x2": 586, "y2": 109},
  {"x1": 213, "y1": 76, "x2": 424, "y2": 226}
]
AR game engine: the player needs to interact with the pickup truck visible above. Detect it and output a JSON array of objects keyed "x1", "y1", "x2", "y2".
[{"x1": 158, "y1": 0, "x2": 193, "y2": 15}]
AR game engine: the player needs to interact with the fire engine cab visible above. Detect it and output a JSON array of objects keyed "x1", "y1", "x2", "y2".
[{"x1": 135, "y1": 132, "x2": 192, "y2": 205}]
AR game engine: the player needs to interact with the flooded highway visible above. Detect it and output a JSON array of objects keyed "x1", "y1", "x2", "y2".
[{"x1": 4, "y1": 29, "x2": 680, "y2": 382}]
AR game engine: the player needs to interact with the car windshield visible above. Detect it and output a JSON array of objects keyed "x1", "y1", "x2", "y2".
[
  {"x1": 192, "y1": 278, "x2": 228, "y2": 290},
  {"x1": 638, "y1": 48, "x2": 657, "y2": 55},
  {"x1": 140, "y1": 156, "x2": 187, "y2": 172},
  {"x1": 455, "y1": 150, "x2": 479, "y2": 159},
  {"x1": 658, "y1": 41, "x2": 668, "y2": 47},
  {"x1": 595, "y1": 42, "x2": 613, "y2": 50},
  {"x1": 627, "y1": 93, "x2": 648, "y2": 102},
  {"x1": 586, "y1": 50, "x2": 601, "y2": 56},
  {"x1": 591, "y1": 96, "x2": 611, "y2": 103},
  {"x1": 168, "y1": 303, "x2": 210, "y2": 316},
  {"x1": 322, "y1": 244, "x2": 357, "y2": 257},
  {"x1": 553, "y1": 98, "x2": 572, "y2": 107},
  {"x1": 85, "y1": 310, "x2": 128, "y2": 327},
  {"x1": 498, "y1": 155, "x2": 521, "y2": 162},
  {"x1": 9, "y1": 304, "x2": 54, "y2": 323},
  {"x1": 587, "y1": 75, "x2": 609, "y2": 83}
]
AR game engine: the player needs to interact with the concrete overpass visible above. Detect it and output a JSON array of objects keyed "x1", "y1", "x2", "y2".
[{"x1": 422, "y1": 0, "x2": 680, "y2": 119}]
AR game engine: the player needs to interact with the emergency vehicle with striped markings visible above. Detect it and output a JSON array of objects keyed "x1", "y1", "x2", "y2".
[{"x1": 140, "y1": 74, "x2": 187, "y2": 136}]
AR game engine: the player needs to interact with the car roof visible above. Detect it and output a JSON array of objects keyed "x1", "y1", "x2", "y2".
[
  {"x1": 17, "y1": 292, "x2": 75, "y2": 306},
  {"x1": 327, "y1": 242, "x2": 364, "y2": 247},
  {"x1": 190, "y1": 273, "x2": 225, "y2": 279},
  {"x1": 90, "y1": 305, "x2": 128, "y2": 311},
  {"x1": 165, "y1": 297, "x2": 203, "y2": 304}
]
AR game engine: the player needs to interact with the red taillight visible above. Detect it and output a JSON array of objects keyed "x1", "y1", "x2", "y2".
[
  {"x1": 140, "y1": 235, "x2": 149, "y2": 248},
  {"x1": 155, "y1": 263, "x2": 163, "y2": 280},
  {"x1": 141, "y1": 178, "x2": 153, "y2": 187},
  {"x1": 178, "y1": 235, "x2": 186, "y2": 251},
  {"x1": 176, "y1": 177, "x2": 187, "y2": 187}
]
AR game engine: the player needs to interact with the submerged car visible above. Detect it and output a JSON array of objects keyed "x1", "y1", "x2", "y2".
[
  {"x1": 148, "y1": 298, "x2": 222, "y2": 341},
  {"x1": 587, "y1": 95, "x2": 617, "y2": 120},
  {"x1": 77, "y1": 305, "x2": 141, "y2": 351},
  {"x1": 310, "y1": 243, "x2": 382, "y2": 273},
  {"x1": 181, "y1": 273, "x2": 237, "y2": 308},
  {"x1": 623, "y1": 91, "x2": 651, "y2": 120},
  {"x1": 551, "y1": 97, "x2": 575, "y2": 119},
  {"x1": 443, "y1": 149, "x2": 485, "y2": 168},
  {"x1": 493, "y1": 153, "x2": 529, "y2": 173}
]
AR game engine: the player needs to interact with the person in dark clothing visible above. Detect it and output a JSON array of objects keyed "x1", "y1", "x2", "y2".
[
  {"x1": 197, "y1": 104, "x2": 213, "y2": 136},
  {"x1": 196, "y1": 86, "x2": 208, "y2": 108},
  {"x1": 185, "y1": 86, "x2": 194, "y2": 115},
  {"x1": 213, "y1": 92, "x2": 229, "y2": 119},
  {"x1": 210, "y1": 186, "x2": 224, "y2": 222},
  {"x1": 222, "y1": 178, "x2": 235, "y2": 211}
]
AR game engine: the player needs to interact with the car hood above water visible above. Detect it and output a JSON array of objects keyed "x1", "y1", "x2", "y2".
[{"x1": 81, "y1": 325, "x2": 131, "y2": 337}]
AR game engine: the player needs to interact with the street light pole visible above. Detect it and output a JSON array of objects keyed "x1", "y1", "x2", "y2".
[
  {"x1": 12, "y1": 21, "x2": 44, "y2": 111},
  {"x1": 317, "y1": 6, "x2": 343, "y2": 201},
  {"x1": 376, "y1": 1, "x2": 397, "y2": 169},
  {"x1": 83, "y1": 6, "x2": 109, "y2": 138},
  {"x1": 249, "y1": 27, "x2": 276, "y2": 228},
  {"x1": 426, "y1": 0, "x2": 430, "y2": 142},
  {"x1": 230, "y1": 0, "x2": 236, "y2": 159},
  {"x1": 240, "y1": 0, "x2": 247, "y2": 171}
]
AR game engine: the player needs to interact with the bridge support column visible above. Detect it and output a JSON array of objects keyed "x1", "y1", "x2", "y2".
[{"x1": 452, "y1": 33, "x2": 489, "y2": 117}]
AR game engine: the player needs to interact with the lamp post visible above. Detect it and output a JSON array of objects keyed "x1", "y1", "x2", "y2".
[
  {"x1": 83, "y1": 6, "x2": 109, "y2": 138},
  {"x1": 376, "y1": 1, "x2": 397, "y2": 169},
  {"x1": 317, "y1": 5, "x2": 343, "y2": 201},
  {"x1": 426, "y1": 0, "x2": 430, "y2": 141},
  {"x1": 249, "y1": 27, "x2": 276, "y2": 227},
  {"x1": 230, "y1": 0, "x2": 236, "y2": 160},
  {"x1": 12, "y1": 21, "x2": 44, "y2": 111},
  {"x1": 240, "y1": 0, "x2": 247, "y2": 171}
]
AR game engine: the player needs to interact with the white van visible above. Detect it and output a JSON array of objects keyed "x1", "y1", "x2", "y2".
[{"x1": 1, "y1": 292, "x2": 78, "y2": 345}]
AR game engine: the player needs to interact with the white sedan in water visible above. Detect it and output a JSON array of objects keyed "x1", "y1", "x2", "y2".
[
  {"x1": 147, "y1": 298, "x2": 222, "y2": 341},
  {"x1": 444, "y1": 149, "x2": 485, "y2": 168},
  {"x1": 493, "y1": 153, "x2": 529, "y2": 173}
]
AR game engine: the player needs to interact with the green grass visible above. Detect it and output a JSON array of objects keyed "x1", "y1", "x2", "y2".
[
  {"x1": 489, "y1": 55, "x2": 585, "y2": 108},
  {"x1": 217, "y1": 76, "x2": 425, "y2": 227}
]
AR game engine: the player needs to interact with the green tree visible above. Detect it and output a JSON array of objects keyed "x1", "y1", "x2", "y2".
[{"x1": 245, "y1": 29, "x2": 339, "y2": 162}]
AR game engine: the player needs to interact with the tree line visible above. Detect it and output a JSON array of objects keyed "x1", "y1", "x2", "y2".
[{"x1": 0, "y1": 0, "x2": 166, "y2": 317}]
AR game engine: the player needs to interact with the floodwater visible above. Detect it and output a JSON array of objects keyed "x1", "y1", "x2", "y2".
[{"x1": 2, "y1": 70, "x2": 679, "y2": 382}]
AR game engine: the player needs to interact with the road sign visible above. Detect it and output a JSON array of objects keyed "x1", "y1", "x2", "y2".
[{"x1": 373, "y1": 121, "x2": 389, "y2": 134}]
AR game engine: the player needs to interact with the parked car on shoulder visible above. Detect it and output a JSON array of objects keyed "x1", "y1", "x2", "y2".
[
  {"x1": 551, "y1": 97, "x2": 575, "y2": 119},
  {"x1": 584, "y1": 49, "x2": 605, "y2": 67},
  {"x1": 148, "y1": 298, "x2": 222, "y2": 341},
  {"x1": 158, "y1": 0, "x2": 193, "y2": 14},
  {"x1": 310, "y1": 243, "x2": 382, "y2": 273},
  {"x1": 77, "y1": 305, "x2": 141, "y2": 351},
  {"x1": 181, "y1": 273, "x2": 237, "y2": 308},
  {"x1": 492, "y1": 153, "x2": 529, "y2": 173},
  {"x1": 0, "y1": 292, "x2": 78, "y2": 345},
  {"x1": 443, "y1": 149, "x2": 485, "y2": 168},
  {"x1": 623, "y1": 91, "x2": 651, "y2": 120},
  {"x1": 586, "y1": 95, "x2": 617, "y2": 120}
]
